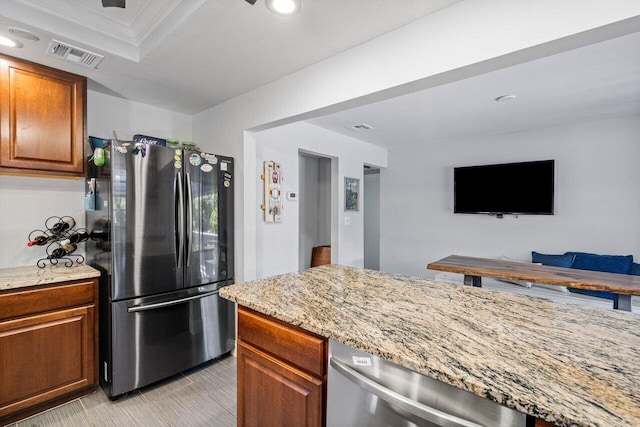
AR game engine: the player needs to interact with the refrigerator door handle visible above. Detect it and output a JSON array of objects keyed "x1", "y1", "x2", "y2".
[
  {"x1": 186, "y1": 172, "x2": 193, "y2": 267},
  {"x1": 176, "y1": 172, "x2": 184, "y2": 268},
  {"x1": 127, "y1": 290, "x2": 220, "y2": 313}
]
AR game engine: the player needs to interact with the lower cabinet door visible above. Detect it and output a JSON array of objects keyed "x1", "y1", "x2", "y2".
[
  {"x1": 0, "y1": 305, "x2": 95, "y2": 420},
  {"x1": 238, "y1": 341, "x2": 324, "y2": 427}
]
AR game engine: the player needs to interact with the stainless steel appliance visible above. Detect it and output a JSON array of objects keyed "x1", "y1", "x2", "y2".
[
  {"x1": 86, "y1": 142, "x2": 235, "y2": 399},
  {"x1": 327, "y1": 340, "x2": 527, "y2": 427}
]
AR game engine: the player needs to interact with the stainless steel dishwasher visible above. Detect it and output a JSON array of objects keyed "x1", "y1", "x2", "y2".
[{"x1": 327, "y1": 340, "x2": 527, "y2": 427}]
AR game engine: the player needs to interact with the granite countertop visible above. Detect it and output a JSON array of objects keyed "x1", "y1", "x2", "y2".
[
  {"x1": 220, "y1": 264, "x2": 640, "y2": 427},
  {"x1": 0, "y1": 264, "x2": 101, "y2": 291}
]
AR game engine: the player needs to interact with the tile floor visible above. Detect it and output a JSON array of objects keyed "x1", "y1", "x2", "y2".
[{"x1": 7, "y1": 355, "x2": 237, "y2": 427}]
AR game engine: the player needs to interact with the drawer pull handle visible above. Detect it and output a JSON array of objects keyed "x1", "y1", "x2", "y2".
[{"x1": 128, "y1": 291, "x2": 218, "y2": 313}]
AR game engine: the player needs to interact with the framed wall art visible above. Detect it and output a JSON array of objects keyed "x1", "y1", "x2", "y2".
[
  {"x1": 344, "y1": 177, "x2": 360, "y2": 211},
  {"x1": 262, "y1": 160, "x2": 282, "y2": 222}
]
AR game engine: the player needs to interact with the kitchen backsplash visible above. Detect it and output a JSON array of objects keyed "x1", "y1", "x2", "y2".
[{"x1": 0, "y1": 175, "x2": 85, "y2": 269}]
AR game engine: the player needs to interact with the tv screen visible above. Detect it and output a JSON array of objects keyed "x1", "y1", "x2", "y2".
[{"x1": 454, "y1": 160, "x2": 554, "y2": 215}]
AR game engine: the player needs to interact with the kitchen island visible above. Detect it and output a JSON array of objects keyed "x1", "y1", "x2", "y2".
[{"x1": 220, "y1": 264, "x2": 640, "y2": 427}]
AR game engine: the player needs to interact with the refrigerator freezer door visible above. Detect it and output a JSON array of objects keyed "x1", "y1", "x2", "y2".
[
  {"x1": 184, "y1": 152, "x2": 234, "y2": 288},
  {"x1": 111, "y1": 144, "x2": 184, "y2": 300},
  {"x1": 109, "y1": 285, "x2": 235, "y2": 397}
]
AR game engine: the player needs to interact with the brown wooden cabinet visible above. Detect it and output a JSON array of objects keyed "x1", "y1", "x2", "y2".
[
  {"x1": 237, "y1": 306, "x2": 327, "y2": 427},
  {"x1": 0, "y1": 278, "x2": 98, "y2": 425},
  {"x1": 0, "y1": 53, "x2": 86, "y2": 178}
]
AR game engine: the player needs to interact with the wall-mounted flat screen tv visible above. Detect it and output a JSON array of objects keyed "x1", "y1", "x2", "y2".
[{"x1": 454, "y1": 160, "x2": 554, "y2": 215}]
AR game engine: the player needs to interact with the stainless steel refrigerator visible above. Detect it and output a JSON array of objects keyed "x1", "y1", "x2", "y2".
[{"x1": 86, "y1": 142, "x2": 235, "y2": 399}]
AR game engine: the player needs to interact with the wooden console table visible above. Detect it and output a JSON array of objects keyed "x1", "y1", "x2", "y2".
[{"x1": 427, "y1": 255, "x2": 640, "y2": 312}]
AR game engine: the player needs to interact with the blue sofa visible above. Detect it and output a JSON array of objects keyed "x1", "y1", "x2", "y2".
[{"x1": 532, "y1": 251, "x2": 640, "y2": 300}]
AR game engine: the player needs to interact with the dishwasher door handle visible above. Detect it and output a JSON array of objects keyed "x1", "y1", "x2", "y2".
[
  {"x1": 329, "y1": 357, "x2": 483, "y2": 427},
  {"x1": 128, "y1": 290, "x2": 219, "y2": 313}
]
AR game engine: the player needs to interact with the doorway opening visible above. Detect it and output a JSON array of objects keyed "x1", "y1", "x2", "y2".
[
  {"x1": 299, "y1": 152, "x2": 333, "y2": 270},
  {"x1": 364, "y1": 165, "x2": 380, "y2": 270}
]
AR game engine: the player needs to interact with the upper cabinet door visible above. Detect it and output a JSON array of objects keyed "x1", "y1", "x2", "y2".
[{"x1": 0, "y1": 54, "x2": 86, "y2": 177}]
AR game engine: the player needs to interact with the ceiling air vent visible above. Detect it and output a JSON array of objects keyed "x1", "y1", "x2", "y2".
[
  {"x1": 349, "y1": 123, "x2": 374, "y2": 131},
  {"x1": 46, "y1": 40, "x2": 104, "y2": 69}
]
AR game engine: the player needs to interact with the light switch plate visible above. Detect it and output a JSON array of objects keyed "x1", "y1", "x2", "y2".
[{"x1": 344, "y1": 217, "x2": 351, "y2": 225}]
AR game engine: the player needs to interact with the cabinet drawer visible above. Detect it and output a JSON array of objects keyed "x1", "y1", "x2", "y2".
[
  {"x1": 238, "y1": 307, "x2": 327, "y2": 377},
  {"x1": 0, "y1": 279, "x2": 97, "y2": 321}
]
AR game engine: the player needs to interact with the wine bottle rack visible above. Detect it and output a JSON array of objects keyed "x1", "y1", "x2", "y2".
[{"x1": 27, "y1": 216, "x2": 87, "y2": 268}]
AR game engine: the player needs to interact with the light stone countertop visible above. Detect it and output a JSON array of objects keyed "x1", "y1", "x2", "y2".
[
  {"x1": 0, "y1": 264, "x2": 101, "y2": 291},
  {"x1": 219, "y1": 264, "x2": 640, "y2": 427}
]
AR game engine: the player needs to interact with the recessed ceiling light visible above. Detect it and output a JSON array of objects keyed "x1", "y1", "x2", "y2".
[
  {"x1": 8, "y1": 28, "x2": 40, "y2": 42},
  {"x1": 495, "y1": 94, "x2": 516, "y2": 102},
  {"x1": 0, "y1": 36, "x2": 23, "y2": 48},
  {"x1": 265, "y1": 0, "x2": 301, "y2": 15}
]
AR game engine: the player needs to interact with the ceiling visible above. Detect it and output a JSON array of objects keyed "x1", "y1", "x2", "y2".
[
  {"x1": 0, "y1": 0, "x2": 460, "y2": 114},
  {"x1": 308, "y1": 29, "x2": 640, "y2": 149},
  {"x1": 0, "y1": 1, "x2": 637, "y2": 149}
]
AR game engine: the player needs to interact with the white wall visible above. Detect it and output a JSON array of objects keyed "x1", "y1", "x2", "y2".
[
  {"x1": 380, "y1": 115, "x2": 640, "y2": 279},
  {"x1": 0, "y1": 176, "x2": 85, "y2": 269},
  {"x1": 318, "y1": 158, "x2": 332, "y2": 249},
  {"x1": 87, "y1": 91, "x2": 192, "y2": 143},
  {"x1": 193, "y1": 1, "x2": 640, "y2": 282},
  {"x1": 0, "y1": 91, "x2": 192, "y2": 269},
  {"x1": 254, "y1": 122, "x2": 387, "y2": 279},
  {"x1": 298, "y1": 154, "x2": 319, "y2": 270},
  {"x1": 364, "y1": 171, "x2": 380, "y2": 270},
  {"x1": 298, "y1": 155, "x2": 331, "y2": 271}
]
